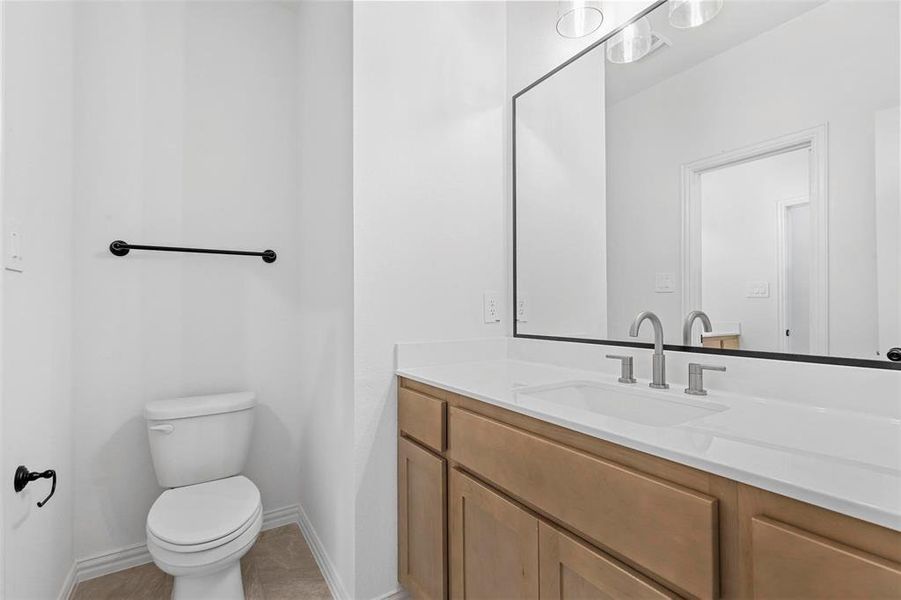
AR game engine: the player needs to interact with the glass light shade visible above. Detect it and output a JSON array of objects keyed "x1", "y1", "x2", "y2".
[
  {"x1": 556, "y1": 1, "x2": 604, "y2": 39},
  {"x1": 605, "y1": 17, "x2": 652, "y2": 64},
  {"x1": 668, "y1": 0, "x2": 724, "y2": 29}
]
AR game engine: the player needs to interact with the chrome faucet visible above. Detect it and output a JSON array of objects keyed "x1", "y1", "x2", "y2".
[
  {"x1": 629, "y1": 311, "x2": 668, "y2": 389},
  {"x1": 682, "y1": 310, "x2": 713, "y2": 346}
]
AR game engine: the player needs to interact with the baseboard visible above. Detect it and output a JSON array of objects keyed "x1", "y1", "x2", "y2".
[
  {"x1": 61, "y1": 503, "x2": 305, "y2": 599},
  {"x1": 56, "y1": 564, "x2": 78, "y2": 600},
  {"x1": 372, "y1": 588, "x2": 408, "y2": 600},
  {"x1": 75, "y1": 542, "x2": 152, "y2": 585},
  {"x1": 261, "y1": 503, "x2": 300, "y2": 531},
  {"x1": 296, "y1": 502, "x2": 352, "y2": 600}
]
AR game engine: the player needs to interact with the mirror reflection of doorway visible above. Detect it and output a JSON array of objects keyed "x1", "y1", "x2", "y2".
[{"x1": 695, "y1": 147, "x2": 815, "y2": 353}]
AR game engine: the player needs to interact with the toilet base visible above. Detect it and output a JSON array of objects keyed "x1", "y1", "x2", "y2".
[{"x1": 172, "y1": 560, "x2": 244, "y2": 600}]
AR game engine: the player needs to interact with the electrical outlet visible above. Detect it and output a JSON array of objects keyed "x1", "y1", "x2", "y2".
[
  {"x1": 516, "y1": 296, "x2": 528, "y2": 323},
  {"x1": 483, "y1": 291, "x2": 500, "y2": 324}
]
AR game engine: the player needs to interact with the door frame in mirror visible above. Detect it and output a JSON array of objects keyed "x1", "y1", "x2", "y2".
[
  {"x1": 681, "y1": 125, "x2": 829, "y2": 355},
  {"x1": 511, "y1": 7, "x2": 900, "y2": 370}
]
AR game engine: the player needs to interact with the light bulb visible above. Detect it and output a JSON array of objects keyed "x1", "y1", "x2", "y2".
[
  {"x1": 668, "y1": 0, "x2": 723, "y2": 29},
  {"x1": 556, "y1": 1, "x2": 604, "y2": 39},
  {"x1": 606, "y1": 17, "x2": 652, "y2": 64}
]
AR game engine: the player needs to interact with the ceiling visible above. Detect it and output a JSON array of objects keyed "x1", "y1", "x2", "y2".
[{"x1": 605, "y1": 0, "x2": 831, "y2": 105}]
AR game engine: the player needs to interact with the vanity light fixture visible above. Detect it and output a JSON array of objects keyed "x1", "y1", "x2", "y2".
[
  {"x1": 556, "y1": 0, "x2": 604, "y2": 39},
  {"x1": 668, "y1": 0, "x2": 723, "y2": 29},
  {"x1": 606, "y1": 16, "x2": 652, "y2": 64}
]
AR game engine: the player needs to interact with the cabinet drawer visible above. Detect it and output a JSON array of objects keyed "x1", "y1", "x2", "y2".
[
  {"x1": 448, "y1": 407, "x2": 718, "y2": 599},
  {"x1": 398, "y1": 437, "x2": 447, "y2": 600},
  {"x1": 751, "y1": 516, "x2": 901, "y2": 599},
  {"x1": 399, "y1": 387, "x2": 446, "y2": 452},
  {"x1": 539, "y1": 521, "x2": 678, "y2": 600}
]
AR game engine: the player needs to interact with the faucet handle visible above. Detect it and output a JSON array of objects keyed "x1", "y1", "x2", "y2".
[
  {"x1": 685, "y1": 363, "x2": 726, "y2": 396},
  {"x1": 692, "y1": 364, "x2": 726, "y2": 373},
  {"x1": 606, "y1": 354, "x2": 636, "y2": 384}
]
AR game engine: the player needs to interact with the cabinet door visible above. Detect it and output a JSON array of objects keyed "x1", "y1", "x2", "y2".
[
  {"x1": 398, "y1": 436, "x2": 447, "y2": 600},
  {"x1": 539, "y1": 522, "x2": 678, "y2": 600},
  {"x1": 449, "y1": 468, "x2": 539, "y2": 600},
  {"x1": 751, "y1": 516, "x2": 901, "y2": 599}
]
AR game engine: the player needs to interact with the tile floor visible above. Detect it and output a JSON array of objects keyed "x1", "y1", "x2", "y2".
[{"x1": 71, "y1": 524, "x2": 331, "y2": 600}]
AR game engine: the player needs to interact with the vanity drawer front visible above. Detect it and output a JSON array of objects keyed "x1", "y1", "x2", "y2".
[
  {"x1": 399, "y1": 387, "x2": 446, "y2": 452},
  {"x1": 751, "y1": 516, "x2": 901, "y2": 599},
  {"x1": 447, "y1": 407, "x2": 718, "y2": 600}
]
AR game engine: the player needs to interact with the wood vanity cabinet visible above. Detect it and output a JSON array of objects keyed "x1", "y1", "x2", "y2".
[
  {"x1": 397, "y1": 377, "x2": 901, "y2": 600},
  {"x1": 398, "y1": 436, "x2": 447, "y2": 600},
  {"x1": 538, "y1": 522, "x2": 679, "y2": 600},
  {"x1": 449, "y1": 468, "x2": 539, "y2": 599},
  {"x1": 701, "y1": 335, "x2": 740, "y2": 350}
]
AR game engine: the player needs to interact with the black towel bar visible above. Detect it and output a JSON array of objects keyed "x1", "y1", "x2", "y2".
[{"x1": 109, "y1": 240, "x2": 276, "y2": 263}]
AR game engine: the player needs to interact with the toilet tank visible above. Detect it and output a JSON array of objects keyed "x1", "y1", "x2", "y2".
[{"x1": 144, "y1": 392, "x2": 256, "y2": 488}]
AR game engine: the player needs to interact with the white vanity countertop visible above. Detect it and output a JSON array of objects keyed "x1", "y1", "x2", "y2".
[{"x1": 396, "y1": 358, "x2": 901, "y2": 531}]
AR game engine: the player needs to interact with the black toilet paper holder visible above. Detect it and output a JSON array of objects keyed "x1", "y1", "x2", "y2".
[{"x1": 14, "y1": 466, "x2": 57, "y2": 508}]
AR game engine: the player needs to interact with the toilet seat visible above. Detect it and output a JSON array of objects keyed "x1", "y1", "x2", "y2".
[
  {"x1": 147, "y1": 475, "x2": 261, "y2": 550},
  {"x1": 146, "y1": 475, "x2": 262, "y2": 578},
  {"x1": 148, "y1": 507, "x2": 262, "y2": 578},
  {"x1": 149, "y1": 502, "x2": 262, "y2": 553}
]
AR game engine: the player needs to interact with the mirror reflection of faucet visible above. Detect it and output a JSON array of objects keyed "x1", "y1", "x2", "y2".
[
  {"x1": 629, "y1": 311, "x2": 668, "y2": 389},
  {"x1": 682, "y1": 310, "x2": 713, "y2": 346}
]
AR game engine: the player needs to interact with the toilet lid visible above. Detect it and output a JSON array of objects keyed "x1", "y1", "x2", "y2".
[{"x1": 147, "y1": 476, "x2": 261, "y2": 546}]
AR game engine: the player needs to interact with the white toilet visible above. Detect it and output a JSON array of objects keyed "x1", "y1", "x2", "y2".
[{"x1": 144, "y1": 392, "x2": 261, "y2": 600}]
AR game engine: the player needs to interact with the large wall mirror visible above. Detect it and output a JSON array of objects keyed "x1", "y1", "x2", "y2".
[{"x1": 514, "y1": 0, "x2": 901, "y2": 368}]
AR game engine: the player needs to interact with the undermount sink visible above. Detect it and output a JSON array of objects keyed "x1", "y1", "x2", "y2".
[{"x1": 515, "y1": 380, "x2": 728, "y2": 427}]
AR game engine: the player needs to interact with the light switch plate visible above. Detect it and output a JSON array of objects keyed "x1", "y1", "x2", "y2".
[
  {"x1": 5, "y1": 219, "x2": 24, "y2": 272},
  {"x1": 746, "y1": 281, "x2": 770, "y2": 298},
  {"x1": 483, "y1": 291, "x2": 501, "y2": 324},
  {"x1": 654, "y1": 272, "x2": 676, "y2": 293}
]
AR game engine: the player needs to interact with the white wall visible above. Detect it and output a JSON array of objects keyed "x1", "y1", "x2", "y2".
[
  {"x1": 295, "y1": 1, "x2": 355, "y2": 594},
  {"x1": 70, "y1": 0, "x2": 310, "y2": 560},
  {"x1": 874, "y1": 106, "x2": 900, "y2": 355},
  {"x1": 516, "y1": 48, "x2": 608, "y2": 338},
  {"x1": 1, "y1": 2, "x2": 76, "y2": 598},
  {"x1": 353, "y1": 2, "x2": 507, "y2": 597},
  {"x1": 606, "y1": 0, "x2": 900, "y2": 357}
]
